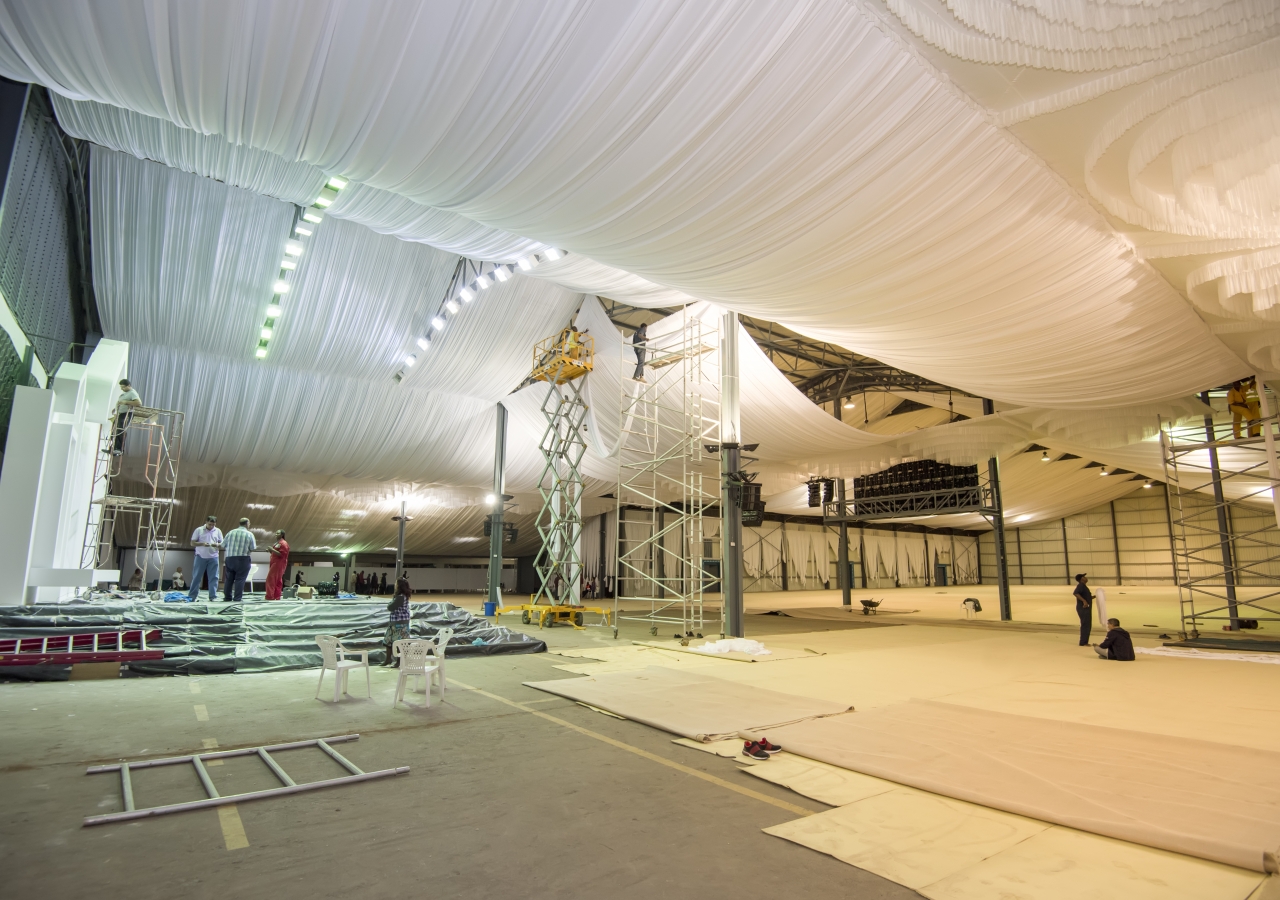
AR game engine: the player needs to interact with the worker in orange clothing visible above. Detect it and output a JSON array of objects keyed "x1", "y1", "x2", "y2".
[{"x1": 265, "y1": 530, "x2": 290, "y2": 600}]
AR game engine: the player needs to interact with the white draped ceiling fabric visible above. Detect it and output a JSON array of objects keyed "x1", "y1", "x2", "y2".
[
  {"x1": 0, "y1": 0, "x2": 1270, "y2": 551},
  {"x1": 0, "y1": 0, "x2": 1246, "y2": 408}
]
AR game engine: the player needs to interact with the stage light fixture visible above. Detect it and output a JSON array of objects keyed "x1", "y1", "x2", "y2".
[
  {"x1": 445, "y1": 299, "x2": 459, "y2": 314},
  {"x1": 404, "y1": 354, "x2": 417, "y2": 367},
  {"x1": 460, "y1": 287, "x2": 475, "y2": 302},
  {"x1": 843, "y1": 400, "x2": 855, "y2": 409},
  {"x1": 1041, "y1": 450, "x2": 1050, "y2": 462},
  {"x1": 431, "y1": 316, "x2": 445, "y2": 331},
  {"x1": 517, "y1": 257, "x2": 532, "y2": 271},
  {"x1": 416, "y1": 337, "x2": 430, "y2": 351},
  {"x1": 1099, "y1": 468, "x2": 1109, "y2": 476},
  {"x1": 1143, "y1": 480, "x2": 1153, "y2": 489},
  {"x1": 484, "y1": 494, "x2": 495, "y2": 505},
  {"x1": 545, "y1": 248, "x2": 563, "y2": 260}
]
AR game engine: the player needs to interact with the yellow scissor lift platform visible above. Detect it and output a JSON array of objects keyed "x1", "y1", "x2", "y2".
[
  {"x1": 497, "y1": 603, "x2": 612, "y2": 630},
  {"x1": 530, "y1": 329, "x2": 594, "y2": 384}
]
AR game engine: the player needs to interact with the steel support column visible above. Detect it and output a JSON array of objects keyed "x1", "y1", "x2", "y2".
[
  {"x1": 487, "y1": 403, "x2": 507, "y2": 607},
  {"x1": 721, "y1": 310, "x2": 744, "y2": 638},
  {"x1": 837, "y1": 478, "x2": 851, "y2": 606},
  {"x1": 982, "y1": 399, "x2": 1012, "y2": 620},
  {"x1": 1200, "y1": 392, "x2": 1239, "y2": 628}
]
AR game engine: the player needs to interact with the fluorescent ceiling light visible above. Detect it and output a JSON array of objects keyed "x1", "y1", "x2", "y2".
[
  {"x1": 445, "y1": 299, "x2": 459, "y2": 314},
  {"x1": 314, "y1": 196, "x2": 333, "y2": 208},
  {"x1": 255, "y1": 347, "x2": 267, "y2": 359},
  {"x1": 327, "y1": 176, "x2": 347, "y2": 189},
  {"x1": 494, "y1": 266, "x2": 509, "y2": 282},
  {"x1": 416, "y1": 337, "x2": 430, "y2": 351},
  {"x1": 431, "y1": 316, "x2": 445, "y2": 331},
  {"x1": 460, "y1": 287, "x2": 475, "y2": 302},
  {"x1": 273, "y1": 281, "x2": 290, "y2": 294},
  {"x1": 1014, "y1": 514, "x2": 1033, "y2": 522},
  {"x1": 295, "y1": 224, "x2": 313, "y2": 236},
  {"x1": 246, "y1": 503, "x2": 275, "y2": 510},
  {"x1": 404, "y1": 354, "x2": 416, "y2": 367},
  {"x1": 280, "y1": 259, "x2": 296, "y2": 270},
  {"x1": 303, "y1": 211, "x2": 323, "y2": 223},
  {"x1": 545, "y1": 248, "x2": 563, "y2": 260},
  {"x1": 476, "y1": 274, "x2": 491, "y2": 290},
  {"x1": 266, "y1": 304, "x2": 282, "y2": 318},
  {"x1": 260, "y1": 327, "x2": 273, "y2": 340},
  {"x1": 285, "y1": 241, "x2": 303, "y2": 257},
  {"x1": 517, "y1": 257, "x2": 532, "y2": 271}
]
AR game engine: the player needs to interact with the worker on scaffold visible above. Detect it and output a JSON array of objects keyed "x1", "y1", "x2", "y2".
[{"x1": 1228, "y1": 378, "x2": 1261, "y2": 439}]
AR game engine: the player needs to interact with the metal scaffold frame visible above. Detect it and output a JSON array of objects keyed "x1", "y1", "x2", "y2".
[
  {"x1": 82, "y1": 406, "x2": 184, "y2": 591},
  {"x1": 1161, "y1": 411, "x2": 1280, "y2": 638},
  {"x1": 615, "y1": 313, "x2": 719, "y2": 638}
]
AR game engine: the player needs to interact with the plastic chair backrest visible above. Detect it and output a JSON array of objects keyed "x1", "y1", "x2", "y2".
[
  {"x1": 433, "y1": 627, "x2": 454, "y2": 658},
  {"x1": 315, "y1": 635, "x2": 340, "y2": 667},
  {"x1": 400, "y1": 640, "x2": 437, "y2": 674}
]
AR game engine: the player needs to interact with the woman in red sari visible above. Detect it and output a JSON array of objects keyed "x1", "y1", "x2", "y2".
[{"x1": 266, "y1": 530, "x2": 290, "y2": 600}]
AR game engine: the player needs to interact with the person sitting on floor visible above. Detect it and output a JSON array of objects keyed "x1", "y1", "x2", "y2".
[
  {"x1": 1093, "y1": 618, "x2": 1135, "y2": 661},
  {"x1": 171, "y1": 567, "x2": 187, "y2": 590},
  {"x1": 126, "y1": 567, "x2": 144, "y2": 590}
]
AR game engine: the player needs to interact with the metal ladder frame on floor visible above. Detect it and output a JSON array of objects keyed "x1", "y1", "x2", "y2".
[{"x1": 84, "y1": 734, "x2": 408, "y2": 826}]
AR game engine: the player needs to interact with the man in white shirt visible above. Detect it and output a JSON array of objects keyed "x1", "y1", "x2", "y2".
[
  {"x1": 188, "y1": 515, "x2": 223, "y2": 602},
  {"x1": 113, "y1": 378, "x2": 142, "y2": 456}
]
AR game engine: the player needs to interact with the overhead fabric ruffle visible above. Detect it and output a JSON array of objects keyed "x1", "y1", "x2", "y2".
[
  {"x1": 58, "y1": 95, "x2": 327, "y2": 205},
  {"x1": 0, "y1": 0, "x2": 1243, "y2": 407}
]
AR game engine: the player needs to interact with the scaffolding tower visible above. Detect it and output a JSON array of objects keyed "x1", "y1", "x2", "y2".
[
  {"x1": 81, "y1": 405, "x2": 184, "y2": 592},
  {"x1": 1161, "y1": 412, "x2": 1280, "y2": 638},
  {"x1": 614, "y1": 314, "x2": 719, "y2": 639}
]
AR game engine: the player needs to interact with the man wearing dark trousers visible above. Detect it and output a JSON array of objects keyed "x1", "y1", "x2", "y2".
[
  {"x1": 222, "y1": 517, "x2": 257, "y2": 603},
  {"x1": 1073, "y1": 572, "x2": 1093, "y2": 646},
  {"x1": 1094, "y1": 618, "x2": 1135, "y2": 661}
]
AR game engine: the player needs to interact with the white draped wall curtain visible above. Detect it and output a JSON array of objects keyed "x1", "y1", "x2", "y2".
[{"x1": 0, "y1": 0, "x2": 1247, "y2": 409}]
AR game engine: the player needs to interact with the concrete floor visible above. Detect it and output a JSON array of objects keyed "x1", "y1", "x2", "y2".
[{"x1": 0, "y1": 612, "x2": 917, "y2": 900}]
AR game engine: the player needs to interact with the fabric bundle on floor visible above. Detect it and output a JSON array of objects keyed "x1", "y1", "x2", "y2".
[
  {"x1": 771, "y1": 699, "x2": 1280, "y2": 872},
  {"x1": 524, "y1": 666, "x2": 852, "y2": 741}
]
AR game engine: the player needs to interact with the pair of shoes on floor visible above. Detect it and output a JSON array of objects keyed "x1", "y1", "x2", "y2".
[{"x1": 742, "y1": 738, "x2": 784, "y2": 760}]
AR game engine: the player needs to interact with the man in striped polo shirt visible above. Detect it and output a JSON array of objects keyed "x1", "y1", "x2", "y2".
[{"x1": 222, "y1": 518, "x2": 257, "y2": 603}]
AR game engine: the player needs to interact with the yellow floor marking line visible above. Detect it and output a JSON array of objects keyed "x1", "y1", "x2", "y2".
[
  {"x1": 202, "y1": 737, "x2": 223, "y2": 766},
  {"x1": 189, "y1": 681, "x2": 201, "y2": 694},
  {"x1": 193, "y1": 704, "x2": 209, "y2": 722},
  {"x1": 217, "y1": 803, "x2": 249, "y2": 850},
  {"x1": 451, "y1": 678, "x2": 812, "y2": 818}
]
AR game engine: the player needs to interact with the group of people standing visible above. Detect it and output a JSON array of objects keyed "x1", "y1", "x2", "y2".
[
  {"x1": 355, "y1": 571, "x2": 390, "y2": 595},
  {"x1": 186, "y1": 515, "x2": 290, "y2": 602}
]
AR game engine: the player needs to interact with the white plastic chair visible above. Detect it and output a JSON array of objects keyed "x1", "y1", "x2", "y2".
[
  {"x1": 314, "y1": 635, "x2": 371, "y2": 703},
  {"x1": 393, "y1": 640, "x2": 441, "y2": 709},
  {"x1": 429, "y1": 627, "x2": 454, "y2": 694}
]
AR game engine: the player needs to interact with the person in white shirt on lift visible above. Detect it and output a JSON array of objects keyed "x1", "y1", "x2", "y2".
[{"x1": 188, "y1": 515, "x2": 224, "y2": 602}]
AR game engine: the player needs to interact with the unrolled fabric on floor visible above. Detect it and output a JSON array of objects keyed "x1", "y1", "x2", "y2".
[
  {"x1": 524, "y1": 666, "x2": 851, "y2": 741},
  {"x1": 770, "y1": 699, "x2": 1280, "y2": 872}
]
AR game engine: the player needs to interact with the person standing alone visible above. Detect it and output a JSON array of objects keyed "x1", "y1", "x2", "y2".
[
  {"x1": 632, "y1": 322, "x2": 648, "y2": 382},
  {"x1": 112, "y1": 378, "x2": 142, "y2": 455},
  {"x1": 265, "y1": 530, "x2": 289, "y2": 600},
  {"x1": 1073, "y1": 573, "x2": 1093, "y2": 646},
  {"x1": 222, "y1": 518, "x2": 257, "y2": 602},
  {"x1": 188, "y1": 516, "x2": 223, "y2": 602}
]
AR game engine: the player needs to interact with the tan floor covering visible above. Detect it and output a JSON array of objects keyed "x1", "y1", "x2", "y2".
[
  {"x1": 772, "y1": 700, "x2": 1280, "y2": 871},
  {"x1": 523, "y1": 666, "x2": 851, "y2": 741},
  {"x1": 562, "y1": 622, "x2": 1280, "y2": 898}
]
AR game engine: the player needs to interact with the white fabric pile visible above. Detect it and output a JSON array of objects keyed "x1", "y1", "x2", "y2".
[{"x1": 693, "y1": 638, "x2": 773, "y2": 657}]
